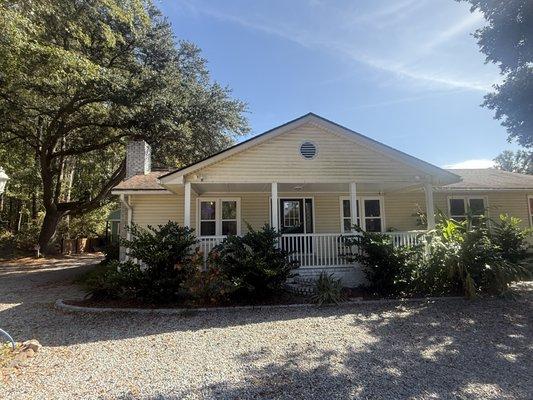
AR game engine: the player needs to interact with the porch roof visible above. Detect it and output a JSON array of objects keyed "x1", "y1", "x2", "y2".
[{"x1": 112, "y1": 168, "x2": 533, "y2": 193}]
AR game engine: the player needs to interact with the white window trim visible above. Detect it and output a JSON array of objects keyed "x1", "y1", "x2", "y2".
[
  {"x1": 197, "y1": 197, "x2": 241, "y2": 237},
  {"x1": 269, "y1": 196, "x2": 315, "y2": 233},
  {"x1": 527, "y1": 194, "x2": 533, "y2": 228},
  {"x1": 447, "y1": 195, "x2": 489, "y2": 220},
  {"x1": 339, "y1": 196, "x2": 385, "y2": 233}
]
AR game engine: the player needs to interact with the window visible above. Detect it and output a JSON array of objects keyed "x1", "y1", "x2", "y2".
[
  {"x1": 340, "y1": 198, "x2": 359, "y2": 233},
  {"x1": 340, "y1": 197, "x2": 383, "y2": 233},
  {"x1": 448, "y1": 196, "x2": 486, "y2": 222},
  {"x1": 199, "y1": 200, "x2": 216, "y2": 236},
  {"x1": 198, "y1": 198, "x2": 240, "y2": 236},
  {"x1": 529, "y1": 196, "x2": 533, "y2": 227},
  {"x1": 363, "y1": 199, "x2": 382, "y2": 232},
  {"x1": 221, "y1": 200, "x2": 238, "y2": 235}
]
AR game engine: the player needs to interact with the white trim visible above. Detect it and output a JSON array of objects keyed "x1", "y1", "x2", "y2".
[
  {"x1": 270, "y1": 196, "x2": 315, "y2": 233},
  {"x1": 527, "y1": 194, "x2": 533, "y2": 228},
  {"x1": 424, "y1": 183, "x2": 435, "y2": 229},
  {"x1": 196, "y1": 197, "x2": 241, "y2": 237},
  {"x1": 446, "y1": 195, "x2": 489, "y2": 220},
  {"x1": 339, "y1": 195, "x2": 385, "y2": 233},
  {"x1": 271, "y1": 183, "x2": 279, "y2": 231},
  {"x1": 159, "y1": 114, "x2": 460, "y2": 185},
  {"x1": 184, "y1": 182, "x2": 191, "y2": 228},
  {"x1": 111, "y1": 190, "x2": 172, "y2": 195}
]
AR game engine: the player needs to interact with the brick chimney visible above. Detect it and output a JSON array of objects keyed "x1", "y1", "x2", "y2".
[{"x1": 125, "y1": 140, "x2": 151, "y2": 179}]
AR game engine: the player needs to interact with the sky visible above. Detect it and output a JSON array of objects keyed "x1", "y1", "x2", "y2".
[{"x1": 158, "y1": 0, "x2": 519, "y2": 169}]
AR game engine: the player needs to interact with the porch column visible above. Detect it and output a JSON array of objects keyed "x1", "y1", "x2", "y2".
[
  {"x1": 350, "y1": 182, "x2": 357, "y2": 229},
  {"x1": 184, "y1": 182, "x2": 191, "y2": 228},
  {"x1": 424, "y1": 183, "x2": 435, "y2": 230},
  {"x1": 271, "y1": 182, "x2": 279, "y2": 231}
]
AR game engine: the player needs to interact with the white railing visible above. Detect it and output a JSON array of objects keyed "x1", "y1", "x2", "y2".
[
  {"x1": 197, "y1": 231, "x2": 424, "y2": 269},
  {"x1": 280, "y1": 233, "x2": 360, "y2": 268},
  {"x1": 384, "y1": 230, "x2": 424, "y2": 247},
  {"x1": 198, "y1": 235, "x2": 226, "y2": 264}
]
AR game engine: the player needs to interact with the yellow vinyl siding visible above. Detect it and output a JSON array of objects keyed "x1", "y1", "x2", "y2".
[
  {"x1": 128, "y1": 191, "x2": 532, "y2": 234},
  {"x1": 130, "y1": 195, "x2": 181, "y2": 228},
  {"x1": 384, "y1": 191, "x2": 426, "y2": 231},
  {"x1": 187, "y1": 124, "x2": 422, "y2": 184}
]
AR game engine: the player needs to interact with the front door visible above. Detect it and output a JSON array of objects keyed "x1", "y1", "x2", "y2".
[{"x1": 280, "y1": 199, "x2": 305, "y2": 234}]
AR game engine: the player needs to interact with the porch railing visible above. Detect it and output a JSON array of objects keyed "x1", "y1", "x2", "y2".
[
  {"x1": 197, "y1": 230, "x2": 424, "y2": 269},
  {"x1": 384, "y1": 230, "x2": 424, "y2": 247}
]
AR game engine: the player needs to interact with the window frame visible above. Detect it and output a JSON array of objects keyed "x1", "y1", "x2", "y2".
[
  {"x1": 447, "y1": 195, "x2": 488, "y2": 221},
  {"x1": 339, "y1": 196, "x2": 385, "y2": 233},
  {"x1": 197, "y1": 197, "x2": 241, "y2": 237},
  {"x1": 527, "y1": 194, "x2": 533, "y2": 228},
  {"x1": 269, "y1": 196, "x2": 315, "y2": 233}
]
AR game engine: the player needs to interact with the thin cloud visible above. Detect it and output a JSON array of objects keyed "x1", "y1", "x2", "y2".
[
  {"x1": 173, "y1": 0, "x2": 497, "y2": 92},
  {"x1": 443, "y1": 159, "x2": 495, "y2": 169}
]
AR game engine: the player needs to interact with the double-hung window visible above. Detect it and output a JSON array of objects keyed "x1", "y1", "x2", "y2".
[
  {"x1": 198, "y1": 198, "x2": 240, "y2": 236},
  {"x1": 448, "y1": 196, "x2": 487, "y2": 223},
  {"x1": 340, "y1": 196, "x2": 383, "y2": 233},
  {"x1": 340, "y1": 198, "x2": 360, "y2": 233}
]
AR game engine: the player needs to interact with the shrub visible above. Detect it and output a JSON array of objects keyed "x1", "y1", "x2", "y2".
[
  {"x1": 344, "y1": 227, "x2": 418, "y2": 296},
  {"x1": 81, "y1": 260, "x2": 144, "y2": 300},
  {"x1": 207, "y1": 224, "x2": 298, "y2": 301},
  {"x1": 311, "y1": 272, "x2": 345, "y2": 306},
  {"x1": 346, "y1": 215, "x2": 531, "y2": 298},
  {"x1": 492, "y1": 214, "x2": 531, "y2": 264},
  {"x1": 121, "y1": 222, "x2": 202, "y2": 302},
  {"x1": 103, "y1": 240, "x2": 119, "y2": 262}
]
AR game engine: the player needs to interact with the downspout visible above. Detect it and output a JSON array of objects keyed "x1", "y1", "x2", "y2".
[{"x1": 119, "y1": 194, "x2": 132, "y2": 260}]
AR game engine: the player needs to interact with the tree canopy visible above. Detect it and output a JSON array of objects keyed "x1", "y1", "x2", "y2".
[
  {"x1": 493, "y1": 150, "x2": 533, "y2": 174},
  {"x1": 0, "y1": 0, "x2": 248, "y2": 250},
  {"x1": 460, "y1": 0, "x2": 533, "y2": 148}
]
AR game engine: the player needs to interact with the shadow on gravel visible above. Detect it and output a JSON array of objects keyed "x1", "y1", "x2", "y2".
[
  {"x1": 1, "y1": 256, "x2": 532, "y2": 399},
  {"x1": 113, "y1": 289, "x2": 532, "y2": 399}
]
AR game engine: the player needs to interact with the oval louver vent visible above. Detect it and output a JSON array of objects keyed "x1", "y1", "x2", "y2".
[{"x1": 300, "y1": 141, "x2": 317, "y2": 159}]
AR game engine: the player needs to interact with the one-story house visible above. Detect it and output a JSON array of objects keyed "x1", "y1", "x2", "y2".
[{"x1": 112, "y1": 113, "x2": 533, "y2": 285}]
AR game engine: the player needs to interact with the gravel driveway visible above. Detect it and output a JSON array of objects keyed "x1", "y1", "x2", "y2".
[{"x1": 0, "y1": 256, "x2": 532, "y2": 400}]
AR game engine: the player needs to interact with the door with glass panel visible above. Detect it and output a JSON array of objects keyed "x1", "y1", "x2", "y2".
[{"x1": 279, "y1": 198, "x2": 314, "y2": 254}]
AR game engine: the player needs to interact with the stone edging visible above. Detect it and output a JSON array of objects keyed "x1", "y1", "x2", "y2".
[{"x1": 55, "y1": 295, "x2": 464, "y2": 314}]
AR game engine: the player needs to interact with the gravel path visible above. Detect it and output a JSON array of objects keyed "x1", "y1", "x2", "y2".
[{"x1": 0, "y1": 256, "x2": 532, "y2": 400}]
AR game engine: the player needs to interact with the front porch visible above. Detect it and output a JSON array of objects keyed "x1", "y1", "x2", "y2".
[{"x1": 185, "y1": 181, "x2": 434, "y2": 281}]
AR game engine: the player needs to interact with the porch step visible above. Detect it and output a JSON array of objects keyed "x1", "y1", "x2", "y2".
[{"x1": 285, "y1": 276, "x2": 316, "y2": 296}]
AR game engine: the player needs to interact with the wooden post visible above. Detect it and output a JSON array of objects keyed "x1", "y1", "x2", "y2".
[
  {"x1": 184, "y1": 182, "x2": 191, "y2": 228},
  {"x1": 271, "y1": 182, "x2": 278, "y2": 231},
  {"x1": 424, "y1": 183, "x2": 435, "y2": 229},
  {"x1": 350, "y1": 182, "x2": 357, "y2": 230}
]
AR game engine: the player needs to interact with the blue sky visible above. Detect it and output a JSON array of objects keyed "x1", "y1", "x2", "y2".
[{"x1": 158, "y1": 0, "x2": 518, "y2": 168}]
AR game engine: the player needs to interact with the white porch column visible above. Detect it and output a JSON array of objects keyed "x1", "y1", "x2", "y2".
[
  {"x1": 424, "y1": 183, "x2": 435, "y2": 230},
  {"x1": 184, "y1": 182, "x2": 191, "y2": 228},
  {"x1": 271, "y1": 182, "x2": 279, "y2": 231},
  {"x1": 349, "y1": 182, "x2": 357, "y2": 229}
]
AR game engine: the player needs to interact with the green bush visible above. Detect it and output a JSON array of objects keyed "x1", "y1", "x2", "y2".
[
  {"x1": 344, "y1": 227, "x2": 418, "y2": 296},
  {"x1": 81, "y1": 260, "x2": 144, "y2": 300},
  {"x1": 347, "y1": 215, "x2": 531, "y2": 298},
  {"x1": 312, "y1": 272, "x2": 345, "y2": 306},
  {"x1": 121, "y1": 222, "x2": 202, "y2": 302},
  {"x1": 207, "y1": 224, "x2": 298, "y2": 301}
]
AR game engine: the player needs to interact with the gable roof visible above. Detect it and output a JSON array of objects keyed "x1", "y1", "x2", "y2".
[
  {"x1": 440, "y1": 169, "x2": 533, "y2": 190},
  {"x1": 158, "y1": 113, "x2": 460, "y2": 185}
]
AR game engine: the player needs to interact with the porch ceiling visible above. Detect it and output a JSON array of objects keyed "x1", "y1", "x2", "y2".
[{"x1": 188, "y1": 181, "x2": 423, "y2": 195}]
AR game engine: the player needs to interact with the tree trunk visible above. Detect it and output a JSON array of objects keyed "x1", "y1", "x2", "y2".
[{"x1": 38, "y1": 210, "x2": 64, "y2": 253}]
